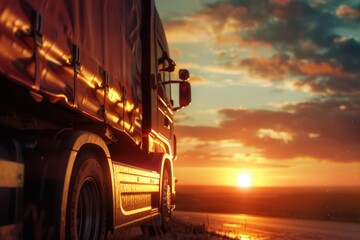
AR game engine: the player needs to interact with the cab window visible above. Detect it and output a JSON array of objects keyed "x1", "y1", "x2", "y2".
[{"x1": 156, "y1": 41, "x2": 172, "y2": 104}]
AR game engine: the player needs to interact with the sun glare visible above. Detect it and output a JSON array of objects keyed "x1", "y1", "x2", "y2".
[{"x1": 237, "y1": 173, "x2": 252, "y2": 188}]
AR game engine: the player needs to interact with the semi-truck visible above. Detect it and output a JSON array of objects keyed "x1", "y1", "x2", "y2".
[{"x1": 0, "y1": 0, "x2": 191, "y2": 239}]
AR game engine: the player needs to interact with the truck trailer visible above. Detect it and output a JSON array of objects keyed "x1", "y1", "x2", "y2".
[{"x1": 0, "y1": 0, "x2": 191, "y2": 239}]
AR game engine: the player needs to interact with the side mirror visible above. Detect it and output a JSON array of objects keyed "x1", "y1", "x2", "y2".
[
  {"x1": 179, "y1": 69, "x2": 190, "y2": 81},
  {"x1": 179, "y1": 81, "x2": 191, "y2": 108},
  {"x1": 162, "y1": 69, "x2": 192, "y2": 111}
]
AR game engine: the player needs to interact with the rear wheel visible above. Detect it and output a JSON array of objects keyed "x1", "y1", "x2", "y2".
[{"x1": 67, "y1": 153, "x2": 107, "y2": 240}]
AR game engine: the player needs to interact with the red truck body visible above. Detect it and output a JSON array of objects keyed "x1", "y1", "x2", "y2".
[{"x1": 0, "y1": 0, "x2": 191, "y2": 239}]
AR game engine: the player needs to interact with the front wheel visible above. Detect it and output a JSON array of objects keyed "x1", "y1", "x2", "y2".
[
  {"x1": 160, "y1": 168, "x2": 172, "y2": 232},
  {"x1": 66, "y1": 153, "x2": 107, "y2": 240},
  {"x1": 141, "y1": 167, "x2": 173, "y2": 236}
]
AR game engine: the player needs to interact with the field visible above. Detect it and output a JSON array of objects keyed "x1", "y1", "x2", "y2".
[
  {"x1": 174, "y1": 185, "x2": 360, "y2": 223},
  {"x1": 110, "y1": 186, "x2": 360, "y2": 239}
]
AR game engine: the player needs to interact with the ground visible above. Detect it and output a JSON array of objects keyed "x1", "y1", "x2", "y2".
[{"x1": 108, "y1": 217, "x2": 240, "y2": 240}]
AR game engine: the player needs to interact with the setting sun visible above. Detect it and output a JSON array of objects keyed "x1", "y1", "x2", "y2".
[{"x1": 237, "y1": 173, "x2": 252, "y2": 188}]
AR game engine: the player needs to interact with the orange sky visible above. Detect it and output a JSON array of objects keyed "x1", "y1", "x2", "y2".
[{"x1": 156, "y1": 0, "x2": 360, "y2": 187}]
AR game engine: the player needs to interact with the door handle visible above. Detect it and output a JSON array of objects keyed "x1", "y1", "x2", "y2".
[{"x1": 164, "y1": 117, "x2": 170, "y2": 129}]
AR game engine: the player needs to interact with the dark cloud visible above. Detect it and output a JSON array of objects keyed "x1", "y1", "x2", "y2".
[
  {"x1": 294, "y1": 75, "x2": 360, "y2": 95},
  {"x1": 162, "y1": 1, "x2": 359, "y2": 95},
  {"x1": 326, "y1": 38, "x2": 360, "y2": 73},
  {"x1": 176, "y1": 97, "x2": 360, "y2": 162},
  {"x1": 167, "y1": 1, "x2": 360, "y2": 164},
  {"x1": 236, "y1": 53, "x2": 359, "y2": 95},
  {"x1": 198, "y1": 0, "x2": 360, "y2": 95},
  {"x1": 237, "y1": 53, "x2": 291, "y2": 81}
]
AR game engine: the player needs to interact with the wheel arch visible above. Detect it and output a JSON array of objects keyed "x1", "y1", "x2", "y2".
[
  {"x1": 161, "y1": 156, "x2": 176, "y2": 212},
  {"x1": 165, "y1": 156, "x2": 175, "y2": 197},
  {"x1": 150, "y1": 153, "x2": 175, "y2": 208},
  {"x1": 146, "y1": 152, "x2": 175, "y2": 230},
  {"x1": 162, "y1": 157, "x2": 174, "y2": 194},
  {"x1": 57, "y1": 130, "x2": 115, "y2": 239}
]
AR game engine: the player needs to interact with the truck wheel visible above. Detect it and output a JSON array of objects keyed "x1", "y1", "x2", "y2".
[
  {"x1": 67, "y1": 153, "x2": 107, "y2": 240},
  {"x1": 141, "y1": 167, "x2": 172, "y2": 236},
  {"x1": 160, "y1": 168, "x2": 172, "y2": 232}
]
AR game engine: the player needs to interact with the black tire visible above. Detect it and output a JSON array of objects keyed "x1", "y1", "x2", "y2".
[
  {"x1": 141, "y1": 167, "x2": 172, "y2": 236},
  {"x1": 160, "y1": 167, "x2": 172, "y2": 232},
  {"x1": 67, "y1": 153, "x2": 107, "y2": 240}
]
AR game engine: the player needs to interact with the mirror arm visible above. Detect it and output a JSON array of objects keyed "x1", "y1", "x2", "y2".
[
  {"x1": 172, "y1": 106, "x2": 184, "y2": 111},
  {"x1": 158, "y1": 53, "x2": 176, "y2": 72},
  {"x1": 162, "y1": 80, "x2": 184, "y2": 85}
]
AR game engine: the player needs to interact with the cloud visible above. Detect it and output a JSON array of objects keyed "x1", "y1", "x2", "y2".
[
  {"x1": 162, "y1": 18, "x2": 213, "y2": 43},
  {"x1": 187, "y1": 75, "x2": 208, "y2": 84},
  {"x1": 176, "y1": 97, "x2": 360, "y2": 163},
  {"x1": 270, "y1": 0, "x2": 291, "y2": 6},
  {"x1": 257, "y1": 128, "x2": 293, "y2": 143},
  {"x1": 175, "y1": 138, "x2": 289, "y2": 168},
  {"x1": 233, "y1": 52, "x2": 360, "y2": 95},
  {"x1": 237, "y1": 54, "x2": 291, "y2": 81},
  {"x1": 336, "y1": 5, "x2": 360, "y2": 20},
  {"x1": 164, "y1": 0, "x2": 360, "y2": 166},
  {"x1": 175, "y1": 112, "x2": 191, "y2": 123},
  {"x1": 309, "y1": 0, "x2": 327, "y2": 7},
  {"x1": 170, "y1": 48, "x2": 182, "y2": 58},
  {"x1": 175, "y1": 150, "x2": 288, "y2": 168},
  {"x1": 296, "y1": 61, "x2": 345, "y2": 77},
  {"x1": 202, "y1": 65, "x2": 246, "y2": 76},
  {"x1": 174, "y1": 0, "x2": 360, "y2": 95},
  {"x1": 293, "y1": 75, "x2": 360, "y2": 95}
]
